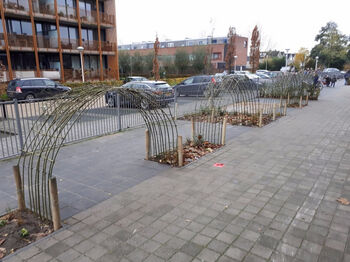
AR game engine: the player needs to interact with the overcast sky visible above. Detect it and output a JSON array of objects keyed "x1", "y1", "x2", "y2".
[{"x1": 116, "y1": 0, "x2": 349, "y2": 53}]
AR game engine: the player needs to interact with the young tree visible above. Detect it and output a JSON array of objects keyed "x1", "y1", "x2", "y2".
[
  {"x1": 224, "y1": 26, "x2": 236, "y2": 73},
  {"x1": 294, "y1": 48, "x2": 309, "y2": 69},
  {"x1": 192, "y1": 47, "x2": 207, "y2": 74},
  {"x1": 175, "y1": 49, "x2": 189, "y2": 74},
  {"x1": 250, "y1": 25, "x2": 260, "y2": 73},
  {"x1": 118, "y1": 51, "x2": 131, "y2": 77},
  {"x1": 143, "y1": 52, "x2": 154, "y2": 76},
  {"x1": 132, "y1": 52, "x2": 144, "y2": 75},
  {"x1": 153, "y1": 36, "x2": 160, "y2": 80}
]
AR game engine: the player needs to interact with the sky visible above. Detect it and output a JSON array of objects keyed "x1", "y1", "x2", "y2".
[{"x1": 116, "y1": 0, "x2": 350, "y2": 53}]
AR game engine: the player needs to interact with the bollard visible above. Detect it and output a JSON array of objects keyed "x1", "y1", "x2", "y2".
[
  {"x1": 272, "y1": 103, "x2": 276, "y2": 121},
  {"x1": 258, "y1": 109, "x2": 263, "y2": 127},
  {"x1": 306, "y1": 94, "x2": 309, "y2": 105},
  {"x1": 49, "y1": 177, "x2": 61, "y2": 231},
  {"x1": 283, "y1": 101, "x2": 287, "y2": 116},
  {"x1": 191, "y1": 117, "x2": 195, "y2": 141},
  {"x1": 13, "y1": 165, "x2": 26, "y2": 211},
  {"x1": 145, "y1": 129, "x2": 150, "y2": 160},
  {"x1": 221, "y1": 116, "x2": 228, "y2": 145},
  {"x1": 177, "y1": 136, "x2": 183, "y2": 167},
  {"x1": 299, "y1": 96, "x2": 302, "y2": 108}
]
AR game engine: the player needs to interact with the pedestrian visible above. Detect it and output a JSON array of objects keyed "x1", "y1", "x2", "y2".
[
  {"x1": 330, "y1": 76, "x2": 336, "y2": 87},
  {"x1": 313, "y1": 73, "x2": 319, "y2": 87},
  {"x1": 345, "y1": 70, "x2": 350, "y2": 85},
  {"x1": 325, "y1": 75, "x2": 331, "y2": 87}
]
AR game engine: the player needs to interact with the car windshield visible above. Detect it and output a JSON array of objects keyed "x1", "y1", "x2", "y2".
[
  {"x1": 153, "y1": 82, "x2": 171, "y2": 89},
  {"x1": 44, "y1": 79, "x2": 55, "y2": 86}
]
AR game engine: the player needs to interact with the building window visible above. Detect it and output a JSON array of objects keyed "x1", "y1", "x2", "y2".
[
  {"x1": 39, "y1": 53, "x2": 60, "y2": 70},
  {"x1": 167, "y1": 42, "x2": 174, "y2": 48},
  {"x1": 11, "y1": 52, "x2": 36, "y2": 70},
  {"x1": 6, "y1": 19, "x2": 32, "y2": 35},
  {"x1": 244, "y1": 41, "x2": 247, "y2": 48},
  {"x1": 212, "y1": 53, "x2": 221, "y2": 60}
]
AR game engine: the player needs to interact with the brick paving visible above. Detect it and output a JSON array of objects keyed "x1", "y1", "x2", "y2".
[{"x1": 3, "y1": 83, "x2": 350, "y2": 261}]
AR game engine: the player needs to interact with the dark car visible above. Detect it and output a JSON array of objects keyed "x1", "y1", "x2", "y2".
[
  {"x1": 7, "y1": 78, "x2": 71, "y2": 100},
  {"x1": 173, "y1": 75, "x2": 216, "y2": 96},
  {"x1": 105, "y1": 81, "x2": 174, "y2": 109},
  {"x1": 123, "y1": 76, "x2": 148, "y2": 84}
]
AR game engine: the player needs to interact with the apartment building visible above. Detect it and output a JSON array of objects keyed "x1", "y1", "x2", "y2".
[
  {"x1": 0, "y1": 0, "x2": 119, "y2": 82},
  {"x1": 118, "y1": 36, "x2": 248, "y2": 72}
]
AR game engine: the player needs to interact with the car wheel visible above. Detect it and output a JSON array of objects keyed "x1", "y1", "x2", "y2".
[
  {"x1": 107, "y1": 97, "x2": 115, "y2": 107},
  {"x1": 141, "y1": 100, "x2": 150, "y2": 110},
  {"x1": 25, "y1": 94, "x2": 35, "y2": 101}
]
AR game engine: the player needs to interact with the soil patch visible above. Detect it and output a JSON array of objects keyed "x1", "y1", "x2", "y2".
[{"x1": 0, "y1": 210, "x2": 52, "y2": 259}]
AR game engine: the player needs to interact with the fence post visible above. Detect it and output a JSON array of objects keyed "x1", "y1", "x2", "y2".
[
  {"x1": 221, "y1": 116, "x2": 227, "y2": 145},
  {"x1": 13, "y1": 99, "x2": 24, "y2": 153},
  {"x1": 287, "y1": 93, "x2": 290, "y2": 105},
  {"x1": 49, "y1": 177, "x2": 61, "y2": 231},
  {"x1": 177, "y1": 136, "x2": 183, "y2": 167},
  {"x1": 272, "y1": 103, "x2": 276, "y2": 121},
  {"x1": 299, "y1": 96, "x2": 302, "y2": 108},
  {"x1": 258, "y1": 108, "x2": 263, "y2": 128},
  {"x1": 116, "y1": 93, "x2": 122, "y2": 131},
  {"x1": 283, "y1": 101, "x2": 287, "y2": 116},
  {"x1": 191, "y1": 117, "x2": 195, "y2": 141},
  {"x1": 174, "y1": 89, "x2": 178, "y2": 120},
  {"x1": 306, "y1": 94, "x2": 309, "y2": 105},
  {"x1": 13, "y1": 165, "x2": 26, "y2": 211},
  {"x1": 145, "y1": 129, "x2": 150, "y2": 160}
]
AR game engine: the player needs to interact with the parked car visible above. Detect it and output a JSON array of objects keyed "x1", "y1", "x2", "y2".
[
  {"x1": 256, "y1": 72, "x2": 271, "y2": 79},
  {"x1": 123, "y1": 76, "x2": 148, "y2": 84},
  {"x1": 7, "y1": 78, "x2": 71, "y2": 100},
  {"x1": 173, "y1": 75, "x2": 216, "y2": 96},
  {"x1": 321, "y1": 68, "x2": 344, "y2": 79},
  {"x1": 105, "y1": 81, "x2": 174, "y2": 109}
]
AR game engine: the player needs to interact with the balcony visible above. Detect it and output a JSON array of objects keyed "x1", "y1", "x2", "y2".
[
  {"x1": 58, "y1": 5, "x2": 77, "y2": 20},
  {"x1": 100, "y1": 12, "x2": 114, "y2": 26},
  {"x1": 82, "y1": 40, "x2": 99, "y2": 51},
  {"x1": 3, "y1": 0, "x2": 29, "y2": 12},
  {"x1": 0, "y1": 33, "x2": 5, "y2": 47},
  {"x1": 61, "y1": 38, "x2": 79, "y2": 50},
  {"x1": 101, "y1": 41, "x2": 115, "y2": 52},
  {"x1": 32, "y1": 0, "x2": 55, "y2": 16},
  {"x1": 37, "y1": 35, "x2": 58, "y2": 49},
  {"x1": 80, "y1": 9, "x2": 97, "y2": 24},
  {"x1": 7, "y1": 34, "x2": 33, "y2": 49}
]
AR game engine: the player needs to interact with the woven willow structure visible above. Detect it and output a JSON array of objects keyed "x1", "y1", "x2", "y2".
[{"x1": 17, "y1": 84, "x2": 177, "y2": 219}]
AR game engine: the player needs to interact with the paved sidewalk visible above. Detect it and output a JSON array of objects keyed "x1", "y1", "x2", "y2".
[{"x1": 4, "y1": 84, "x2": 350, "y2": 261}]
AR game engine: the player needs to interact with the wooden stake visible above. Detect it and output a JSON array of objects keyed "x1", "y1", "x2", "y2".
[
  {"x1": 279, "y1": 95, "x2": 282, "y2": 108},
  {"x1": 287, "y1": 93, "x2": 290, "y2": 105},
  {"x1": 272, "y1": 103, "x2": 276, "y2": 121},
  {"x1": 306, "y1": 94, "x2": 309, "y2": 105},
  {"x1": 49, "y1": 177, "x2": 61, "y2": 231},
  {"x1": 177, "y1": 136, "x2": 183, "y2": 167},
  {"x1": 210, "y1": 108, "x2": 215, "y2": 123},
  {"x1": 299, "y1": 96, "x2": 302, "y2": 108},
  {"x1": 283, "y1": 101, "x2": 287, "y2": 116},
  {"x1": 221, "y1": 116, "x2": 228, "y2": 145},
  {"x1": 258, "y1": 109, "x2": 263, "y2": 128},
  {"x1": 191, "y1": 117, "x2": 195, "y2": 141},
  {"x1": 13, "y1": 165, "x2": 25, "y2": 211},
  {"x1": 145, "y1": 129, "x2": 150, "y2": 160}
]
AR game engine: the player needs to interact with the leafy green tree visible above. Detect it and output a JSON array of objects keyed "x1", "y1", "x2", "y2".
[
  {"x1": 143, "y1": 52, "x2": 154, "y2": 76},
  {"x1": 174, "y1": 49, "x2": 189, "y2": 74},
  {"x1": 132, "y1": 52, "x2": 144, "y2": 75},
  {"x1": 259, "y1": 57, "x2": 285, "y2": 71},
  {"x1": 310, "y1": 21, "x2": 349, "y2": 69},
  {"x1": 192, "y1": 47, "x2": 207, "y2": 74},
  {"x1": 118, "y1": 51, "x2": 131, "y2": 77}
]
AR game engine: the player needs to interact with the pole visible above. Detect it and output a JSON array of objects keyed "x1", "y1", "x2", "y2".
[
  {"x1": 191, "y1": 117, "x2": 195, "y2": 141},
  {"x1": 13, "y1": 165, "x2": 26, "y2": 211},
  {"x1": 299, "y1": 96, "x2": 302, "y2": 108},
  {"x1": 177, "y1": 136, "x2": 183, "y2": 167},
  {"x1": 49, "y1": 177, "x2": 61, "y2": 231},
  {"x1": 13, "y1": 99, "x2": 24, "y2": 152},
  {"x1": 221, "y1": 116, "x2": 227, "y2": 145},
  {"x1": 80, "y1": 52, "x2": 85, "y2": 82},
  {"x1": 258, "y1": 108, "x2": 263, "y2": 128},
  {"x1": 272, "y1": 103, "x2": 276, "y2": 121},
  {"x1": 145, "y1": 129, "x2": 150, "y2": 160}
]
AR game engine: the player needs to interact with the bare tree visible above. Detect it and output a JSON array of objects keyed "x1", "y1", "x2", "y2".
[
  {"x1": 153, "y1": 36, "x2": 160, "y2": 80},
  {"x1": 250, "y1": 25, "x2": 261, "y2": 73},
  {"x1": 224, "y1": 26, "x2": 237, "y2": 73}
]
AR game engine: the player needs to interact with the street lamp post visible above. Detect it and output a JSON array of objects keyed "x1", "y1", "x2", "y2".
[
  {"x1": 265, "y1": 54, "x2": 268, "y2": 70},
  {"x1": 234, "y1": 55, "x2": 237, "y2": 72},
  {"x1": 77, "y1": 46, "x2": 84, "y2": 82},
  {"x1": 285, "y1": 48, "x2": 289, "y2": 68},
  {"x1": 315, "y1": 56, "x2": 319, "y2": 71}
]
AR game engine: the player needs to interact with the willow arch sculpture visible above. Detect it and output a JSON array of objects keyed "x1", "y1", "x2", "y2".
[{"x1": 17, "y1": 84, "x2": 178, "y2": 220}]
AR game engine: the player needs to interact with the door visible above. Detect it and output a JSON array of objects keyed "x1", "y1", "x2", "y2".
[
  {"x1": 43, "y1": 79, "x2": 60, "y2": 97},
  {"x1": 178, "y1": 77, "x2": 195, "y2": 96}
]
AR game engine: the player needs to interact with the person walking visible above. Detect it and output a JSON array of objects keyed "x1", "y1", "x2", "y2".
[
  {"x1": 325, "y1": 75, "x2": 331, "y2": 87},
  {"x1": 330, "y1": 76, "x2": 336, "y2": 87},
  {"x1": 345, "y1": 70, "x2": 350, "y2": 85}
]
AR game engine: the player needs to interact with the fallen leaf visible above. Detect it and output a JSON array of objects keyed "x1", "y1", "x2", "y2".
[
  {"x1": 2, "y1": 234, "x2": 8, "y2": 237},
  {"x1": 337, "y1": 197, "x2": 350, "y2": 205},
  {"x1": 0, "y1": 239, "x2": 5, "y2": 246}
]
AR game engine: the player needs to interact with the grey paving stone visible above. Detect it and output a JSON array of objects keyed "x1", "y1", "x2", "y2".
[
  {"x1": 225, "y1": 247, "x2": 247, "y2": 260},
  {"x1": 192, "y1": 234, "x2": 212, "y2": 246},
  {"x1": 207, "y1": 239, "x2": 229, "y2": 254},
  {"x1": 169, "y1": 252, "x2": 193, "y2": 262},
  {"x1": 233, "y1": 237, "x2": 255, "y2": 252},
  {"x1": 197, "y1": 248, "x2": 221, "y2": 262},
  {"x1": 250, "y1": 244, "x2": 273, "y2": 259},
  {"x1": 45, "y1": 242, "x2": 70, "y2": 258},
  {"x1": 318, "y1": 246, "x2": 343, "y2": 262},
  {"x1": 180, "y1": 241, "x2": 203, "y2": 257}
]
